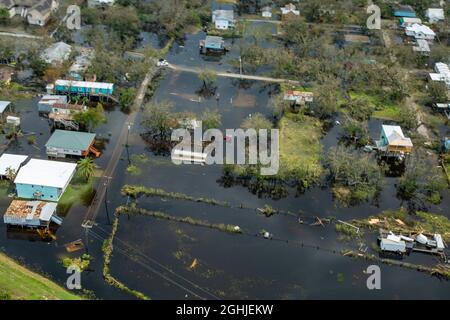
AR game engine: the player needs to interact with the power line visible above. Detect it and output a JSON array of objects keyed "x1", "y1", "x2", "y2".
[{"x1": 93, "y1": 224, "x2": 220, "y2": 300}]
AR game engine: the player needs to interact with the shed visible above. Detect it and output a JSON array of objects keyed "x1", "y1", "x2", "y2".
[
  {"x1": 204, "y1": 36, "x2": 225, "y2": 50},
  {"x1": 0, "y1": 154, "x2": 28, "y2": 178},
  {"x1": 14, "y1": 159, "x2": 77, "y2": 201},
  {"x1": 413, "y1": 39, "x2": 430, "y2": 54},
  {"x1": 399, "y1": 17, "x2": 422, "y2": 27},
  {"x1": 3, "y1": 200, "x2": 58, "y2": 228},
  {"x1": 394, "y1": 5, "x2": 416, "y2": 17},
  {"x1": 45, "y1": 129, "x2": 97, "y2": 158}
]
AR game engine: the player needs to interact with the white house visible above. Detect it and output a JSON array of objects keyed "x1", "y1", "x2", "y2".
[
  {"x1": 412, "y1": 39, "x2": 430, "y2": 55},
  {"x1": 425, "y1": 8, "x2": 444, "y2": 23},
  {"x1": 281, "y1": 3, "x2": 300, "y2": 19},
  {"x1": 405, "y1": 23, "x2": 436, "y2": 40},
  {"x1": 212, "y1": 9, "x2": 235, "y2": 30},
  {"x1": 261, "y1": 6, "x2": 272, "y2": 18},
  {"x1": 429, "y1": 62, "x2": 450, "y2": 89}
]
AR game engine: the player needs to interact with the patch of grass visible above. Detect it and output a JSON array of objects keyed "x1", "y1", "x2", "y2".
[
  {"x1": 335, "y1": 223, "x2": 361, "y2": 241},
  {"x1": 58, "y1": 175, "x2": 95, "y2": 212},
  {"x1": 126, "y1": 164, "x2": 141, "y2": 176},
  {"x1": 349, "y1": 92, "x2": 401, "y2": 121},
  {"x1": 130, "y1": 153, "x2": 149, "y2": 164},
  {"x1": 416, "y1": 211, "x2": 450, "y2": 240},
  {"x1": 278, "y1": 113, "x2": 324, "y2": 187},
  {"x1": 60, "y1": 254, "x2": 91, "y2": 272},
  {"x1": 27, "y1": 135, "x2": 36, "y2": 145},
  {"x1": 0, "y1": 253, "x2": 82, "y2": 300}
]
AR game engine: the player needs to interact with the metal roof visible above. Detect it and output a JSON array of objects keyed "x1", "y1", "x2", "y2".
[
  {"x1": 0, "y1": 153, "x2": 28, "y2": 176},
  {"x1": 45, "y1": 129, "x2": 95, "y2": 151},
  {"x1": 0, "y1": 101, "x2": 11, "y2": 113},
  {"x1": 14, "y1": 159, "x2": 77, "y2": 188}
]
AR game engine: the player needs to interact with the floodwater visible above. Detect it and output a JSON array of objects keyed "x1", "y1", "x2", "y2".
[{"x1": 0, "y1": 24, "x2": 449, "y2": 300}]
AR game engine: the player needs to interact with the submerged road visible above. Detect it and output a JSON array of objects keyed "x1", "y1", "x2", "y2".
[
  {"x1": 82, "y1": 66, "x2": 160, "y2": 226},
  {"x1": 167, "y1": 63, "x2": 300, "y2": 84}
]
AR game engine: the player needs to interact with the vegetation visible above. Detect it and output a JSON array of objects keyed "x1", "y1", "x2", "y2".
[
  {"x1": 201, "y1": 109, "x2": 222, "y2": 130},
  {"x1": 327, "y1": 146, "x2": 383, "y2": 205},
  {"x1": 0, "y1": 253, "x2": 81, "y2": 300},
  {"x1": 126, "y1": 164, "x2": 141, "y2": 176},
  {"x1": 73, "y1": 103, "x2": 107, "y2": 132},
  {"x1": 241, "y1": 113, "x2": 273, "y2": 131},
  {"x1": 119, "y1": 87, "x2": 137, "y2": 111},
  {"x1": 60, "y1": 254, "x2": 91, "y2": 272},
  {"x1": 122, "y1": 185, "x2": 230, "y2": 207},
  {"x1": 27, "y1": 135, "x2": 36, "y2": 145},
  {"x1": 335, "y1": 223, "x2": 361, "y2": 241},
  {"x1": 77, "y1": 157, "x2": 96, "y2": 182},
  {"x1": 117, "y1": 205, "x2": 242, "y2": 234}
]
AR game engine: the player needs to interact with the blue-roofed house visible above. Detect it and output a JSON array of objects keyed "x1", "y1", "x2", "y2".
[
  {"x1": 200, "y1": 36, "x2": 226, "y2": 54},
  {"x1": 394, "y1": 5, "x2": 416, "y2": 17}
]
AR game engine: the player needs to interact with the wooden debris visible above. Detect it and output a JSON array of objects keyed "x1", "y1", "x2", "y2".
[{"x1": 65, "y1": 239, "x2": 85, "y2": 253}]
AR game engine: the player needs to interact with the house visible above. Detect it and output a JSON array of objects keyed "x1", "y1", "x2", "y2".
[
  {"x1": 378, "y1": 230, "x2": 414, "y2": 253},
  {"x1": 425, "y1": 8, "x2": 444, "y2": 23},
  {"x1": 261, "y1": 6, "x2": 272, "y2": 18},
  {"x1": 68, "y1": 48, "x2": 94, "y2": 80},
  {"x1": 376, "y1": 125, "x2": 413, "y2": 154},
  {"x1": 412, "y1": 39, "x2": 430, "y2": 55},
  {"x1": 283, "y1": 90, "x2": 313, "y2": 105},
  {"x1": 429, "y1": 62, "x2": 450, "y2": 88},
  {"x1": 38, "y1": 95, "x2": 67, "y2": 112},
  {"x1": 212, "y1": 9, "x2": 235, "y2": 30},
  {"x1": 45, "y1": 129, "x2": 100, "y2": 158},
  {"x1": 393, "y1": 5, "x2": 416, "y2": 17},
  {"x1": 87, "y1": 0, "x2": 114, "y2": 7},
  {"x1": 405, "y1": 23, "x2": 436, "y2": 40},
  {"x1": 52, "y1": 79, "x2": 114, "y2": 96},
  {"x1": 399, "y1": 17, "x2": 422, "y2": 27},
  {"x1": 0, "y1": 0, "x2": 58, "y2": 26},
  {"x1": 3, "y1": 200, "x2": 58, "y2": 227},
  {"x1": 0, "y1": 153, "x2": 28, "y2": 178},
  {"x1": 41, "y1": 42, "x2": 72, "y2": 65},
  {"x1": 200, "y1": 36, "x2": 225, "y2": 54},
  {"x1": 14, "y1": 158, "x2": 77, "y2": 201},
  {"x1": 281, "y1": 3, "x2": 299, "y2": 19}
]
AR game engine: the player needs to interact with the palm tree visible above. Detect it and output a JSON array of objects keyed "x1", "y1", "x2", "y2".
[
  {"x1": 4, "y1": 167, "x2": 16, "y2": 181},
  {"x1": 77, "y1": 157, "x2": 95, "y2": 181}
]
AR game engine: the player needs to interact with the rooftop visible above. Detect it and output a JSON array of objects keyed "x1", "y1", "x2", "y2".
[
  {"x1": 382, "y1": 125, "x2": 413, "y2": 147},
  {"x1": 4, "y1": 200, "x2": 57, "y2": 222},
  {"x1": 14, "y1": 159, "x2": 77, "y2": 188},
  {"x1": 46, "y1": 129, "x2": 95, "y2": 151},
  {"x1": 0, "y1": 153, "x2": 28, "y2": 176},
  {"x1": 0, "y1": 101, "x2": 11, "y2": 114}
]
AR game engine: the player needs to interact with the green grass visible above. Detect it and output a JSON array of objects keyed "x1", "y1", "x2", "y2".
[
  {"x1": 58, "y1": 175, "x2": 95, "y2": 212},
  {"x1": 349, "y1": 92, "x2": 401, "y2": 121},
  {"x1": 278, "y1": 113, "x2": 324, "y2": 187},
  {"x1": 0, "y1": 253, "x2": 82, "y2": 300},
  {"x1": 416, "y1": 211, "x2": 450, "y2": 241}
]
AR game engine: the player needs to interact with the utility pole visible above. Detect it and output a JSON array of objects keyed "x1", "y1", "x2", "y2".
[
  {"x1": 81, "y1": 220, "x2": 93, "y2": 254},
  {"x1": 239, "y1": 56, "x2": 243, "y2": 79}
]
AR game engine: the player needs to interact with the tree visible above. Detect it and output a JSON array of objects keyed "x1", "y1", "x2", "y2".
[
  {"x1": 119, "y1": 87, "x2": 136, "y2": 111},
  {"x1": 241, "y1": 113, "x2": 273, "y2": 131},
  {"x1": 73, "y1": 103, "x2": 107, "y2": 132},
  {"x1": 312, "y1": 81, "x2": 340, "y2": 119},
  {"x1": 341, "y1": 118, "x2": 369, "y2": 146},
  {"x1": 345, "y1": 97, "x2": 375, "y2": 121},
  {"x1": 141, "y1": 100, "x2": 176, "y2": 140},
  {"x1": 198, "y1": 69, "x2": 217, "y2": 94},
  {"x1": 77, "y1": 157, "x2": 95, "y2": 181},
  {"x1": 428, "y1": 81, "x2": 448, "y2": 103},
  {"x1": 0, "y1": 8, "x2": 9, "y2": 25},
  {"x1": 4, "y1": 167, "x2": 16, "y2": 181},
  {"x1": 201, "y1": 109, "x2": 222, "y2": 130}
]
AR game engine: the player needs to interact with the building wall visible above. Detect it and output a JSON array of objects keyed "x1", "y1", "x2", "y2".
[
  {"x1": 16, "y1": 183, "x2": 62, "y2": 201},
  {"x1": 55, "y1": 84, "x2": 114, "y2": 95},
  {"x1": 46, "y1": 146, "x2": 83, "y2": 157},
  {"x1": 215, "y1": 19, "x2": 229, "y2": 30}
]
